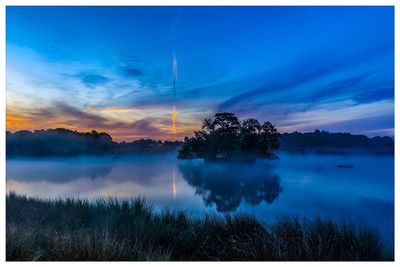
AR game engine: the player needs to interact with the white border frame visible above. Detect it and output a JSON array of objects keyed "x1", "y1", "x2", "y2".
[{"x1": 0, "y1": 1, "x2": 398, "y2": 265}]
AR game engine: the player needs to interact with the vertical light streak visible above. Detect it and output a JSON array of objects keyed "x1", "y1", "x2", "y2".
[
  {"x1": 172, "y1": 104, "x2": 177, "y2": 135},
  {"x1": 173, "y1": 53, "x2": 178, "y2": 97},
  {"x1": 172, "y1": 53, "x2": 178, "y2": 200},
  {"x1": 172, "y1": 53, "x2": 178, "y2": 136}
]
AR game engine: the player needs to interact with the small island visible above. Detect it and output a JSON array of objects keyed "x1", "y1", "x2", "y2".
[{"x1": 178, "y1": 112, "x2": 280, "y2": 162}]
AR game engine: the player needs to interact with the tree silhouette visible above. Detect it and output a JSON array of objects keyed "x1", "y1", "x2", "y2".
[
  {"x1": 6, "y1": 128, "x2": 182, "y2": 157},
  {"x1": 178, "y1": 113, "x2": 280, "y2": 161}
]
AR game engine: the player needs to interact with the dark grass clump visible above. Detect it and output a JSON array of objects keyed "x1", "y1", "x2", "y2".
[{"x1": 6, "y1": 192, "x2": 392, "y2": 261}]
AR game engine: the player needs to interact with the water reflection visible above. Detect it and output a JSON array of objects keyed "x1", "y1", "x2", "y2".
[
  {"x1": 179, "y1": 162, "x2": 283, "y2": 212},
  {"x1": 7, "y1": 159, "x2": 113, "y2": 183},
  {"x1": 172, "y1": 169, "x2": 177, "y2": 200},
  {"x1": 6, "y1": 156, "x2": 180, "y2": 200},
  {"x1": 6, "y1": 154, "x2": 393, "y2": 246}
]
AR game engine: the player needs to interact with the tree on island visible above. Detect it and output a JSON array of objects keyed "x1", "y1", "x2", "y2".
[{"x1": 178, "y1": 113, "x2": 280, "y2": 161}]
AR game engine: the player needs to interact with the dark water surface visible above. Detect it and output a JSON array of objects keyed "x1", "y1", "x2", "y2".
[{"x1": 6, "y1": 152, "x2": 394, "y2": 246}]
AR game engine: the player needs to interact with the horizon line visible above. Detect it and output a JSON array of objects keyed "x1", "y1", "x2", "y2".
[{"x1": 5, "y1": 127, "x2": 394, "y2": 143}]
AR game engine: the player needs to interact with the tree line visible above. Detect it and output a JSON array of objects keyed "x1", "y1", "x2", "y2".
[
  {"x1": 6, "y1": 114, "x2": 393, "y2": 158},
  {"x1": 6, "y1": 128, "x2": 181, "y2": 157}
]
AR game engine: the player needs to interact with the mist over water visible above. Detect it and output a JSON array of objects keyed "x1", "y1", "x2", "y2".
[{"x1": 6, "y1": 152, "x2": 394, "y2": 246}]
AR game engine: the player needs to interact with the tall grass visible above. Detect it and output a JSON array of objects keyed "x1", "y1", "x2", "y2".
[{"x1": 6, "y1": 192, "x2": 392, "y2": 261}]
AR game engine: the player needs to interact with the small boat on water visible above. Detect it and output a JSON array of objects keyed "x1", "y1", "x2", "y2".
[{"x1": 336, "y1": 164, "x2": 354, "y2": 168}]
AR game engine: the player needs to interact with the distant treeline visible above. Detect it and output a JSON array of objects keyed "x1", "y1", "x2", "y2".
[
  {"x1": 6, "y1": 128, "x2": 181, "y2": 157},
  {"x1": 279, "y1": 130, "x2": 393, "y2": 154},
  {"x1": 6, "y1": 128, "x2": 393, "y2": 157}
]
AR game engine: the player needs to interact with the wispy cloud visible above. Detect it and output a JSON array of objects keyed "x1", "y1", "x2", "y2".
[
  {"x1": 79, "y1": 73, "x2": 110, "y2": 87},
  {"x1": 218, "y1": 48, "x2": 391, "y2": 111},
  {"x1": 121, "y1": 66, "x2": 143, "y2": 77}
]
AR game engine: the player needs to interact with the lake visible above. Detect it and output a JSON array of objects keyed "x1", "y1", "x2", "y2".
[{"x1": 6, "y1": 152, "x2": 394, "y2": 247}]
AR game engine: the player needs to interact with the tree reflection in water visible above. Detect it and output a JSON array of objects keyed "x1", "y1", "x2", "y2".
[{"x1": 178, "y1": 162, "x2": 283, "y2": 212}]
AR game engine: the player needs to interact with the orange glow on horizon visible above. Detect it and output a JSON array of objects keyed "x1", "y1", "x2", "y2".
[
  {"x1": 7, "y1": 105, "x2": 197, "y2": 142},
  {"x1": 101, "y1": 107, "x2": 140, "y2": 113},
  {"x1": 6, "y1": 108, "x2": 72, "y2": 132}
]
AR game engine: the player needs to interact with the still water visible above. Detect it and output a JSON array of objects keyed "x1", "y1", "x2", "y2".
[{"x1": 6, "y1": 152, "x2": 394, "y2": 245}]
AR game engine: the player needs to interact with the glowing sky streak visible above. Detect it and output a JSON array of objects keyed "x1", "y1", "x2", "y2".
[
  {"x1": 172, "y1": 105, "x2": 177, "y2": 135},
  {"x1": 173, "y1": 53, "x2": 178, "y2": 97},
  {"x1": 172, "y1": 53, "x2": 178, "y2": 136}
]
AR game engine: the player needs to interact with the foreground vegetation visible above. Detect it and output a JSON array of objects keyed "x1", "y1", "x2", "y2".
[{"x1": 7, "y1": 193, "x2": 392, "y2": 261}]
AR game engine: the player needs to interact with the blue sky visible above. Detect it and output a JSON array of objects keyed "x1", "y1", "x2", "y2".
[{"x1": 6, "y1": 6, "x2": 394, "y2": 141}]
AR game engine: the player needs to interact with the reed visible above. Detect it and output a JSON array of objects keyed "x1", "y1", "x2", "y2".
[{"x1": 6, "y1": 192, "x2": 392, "y2": 261}]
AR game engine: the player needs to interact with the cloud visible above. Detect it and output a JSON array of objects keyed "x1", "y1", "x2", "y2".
[
  {"x1": 113, "y1": 55, "x2": 144, "y2": 77},
  {"x1": 52, "y1": 102, "x2": 166, "y2": 137},
  {"x1": 306, "y1": 73, "x2": 372, "y2": 102},
  {"x1": 54, "y1": 102, "x2": 112, "y2": 128},
  {"x1": 297, "y1": 114, "x2": 394, "y2": 137},
  {"x1": 274, "y1": 99, "x2": 394, "y2": 136},
  {"x1": 8, "y1": 101, "x2": 181, "y2": 141},
  {"x1": 352, "y1": 87, "x2": 394, "y2": 103},
  {"x1": 121, "y1": 67, "x2": 142, "y2": 77},
  {"x1": 79, "y1": 73, "x2": 110, "y2": 87},
  {"x1": 130, "y1": 118, "x2": 163, "y2": 136},
  {"x1": 190, "y1": 89, "x2": 201, "y2": 95},
  {"x1": 217, "y1": 48, "x2": 390, "y2": 111}
]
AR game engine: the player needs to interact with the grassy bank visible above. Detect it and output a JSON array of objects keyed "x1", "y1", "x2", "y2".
[{"x1": 7, "y1": 193, "x2": 392, "y2": 261}]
